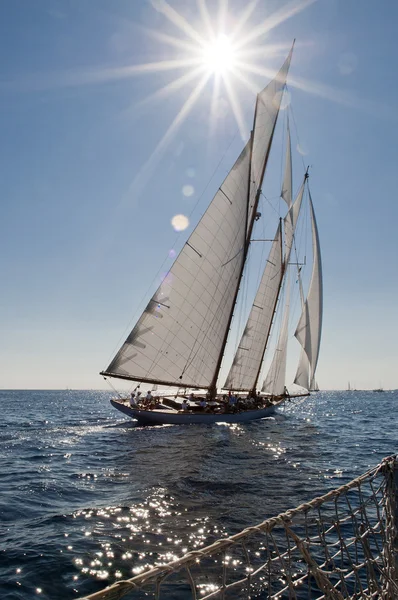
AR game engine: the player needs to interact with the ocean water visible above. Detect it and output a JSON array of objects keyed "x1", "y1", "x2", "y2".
[{"x1": 1, "y1": 389, "x2": 397, "y2": 599}]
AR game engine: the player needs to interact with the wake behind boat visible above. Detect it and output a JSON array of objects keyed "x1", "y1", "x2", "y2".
[{"x1": 101, "y1": 44, "x2": 323, "y2": 426}]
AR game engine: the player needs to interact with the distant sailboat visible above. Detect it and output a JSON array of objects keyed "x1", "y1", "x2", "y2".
[{"x1": 101, "y1": 44, "x2": 323, "y2": 425}]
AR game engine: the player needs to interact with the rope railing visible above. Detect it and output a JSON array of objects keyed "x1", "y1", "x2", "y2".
[{"x1": 79, "y1": 455, "x2": 398, "y2": 600}]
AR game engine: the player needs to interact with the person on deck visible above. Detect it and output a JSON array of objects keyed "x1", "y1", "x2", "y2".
[
  {"x1": 130, "y1": 392, "x2": 138, "y2": 408},
  {"x1": 181, "y1": 399, "x2": 189, "y2": 411},
  {"x1": 199, "y1": 398, "x2": 207, "y2": 410},
  {"x1": 229, "y1": 394, "x2": 237, "y2": 412}
]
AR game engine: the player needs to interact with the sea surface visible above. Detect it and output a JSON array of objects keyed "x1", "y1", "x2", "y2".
[{"x1": 1, "y1": 389, "x2": 397, "y2": 600}]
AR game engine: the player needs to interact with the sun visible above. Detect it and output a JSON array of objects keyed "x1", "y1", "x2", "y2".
[
  {"x1": 114, "y1": 0, "x2": 317, "y2": 195},
  {"x1": 201, "y1": 35, "x2": 238, "y2": 75}
]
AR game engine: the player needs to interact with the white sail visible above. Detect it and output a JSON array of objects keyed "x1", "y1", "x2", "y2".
[
  {"x1": 224, "y1": 223, "x2": 283, "y2": 392},
  {"x1": 247, "y1": 47, "x2": 293, "y2": 230},
  {"x1": 261, "y1": 177, "x2": 305, "y2": 396},
  {"x1": 104, "y1": 141, "x2": 252, "y2": 389},
  {"x1": 310, "y1": 377, "x2": 319, "y2": 391},
  {"x1": 262, "y1": 271, "x2": 290, "y2": 395},
  {"x1": 284, "y1": 180, "x2": 305, "y2": 263},
  {"x1": 294, "y1": 348, "x2": 310, "y2": 390},
  {"x1": 294, "y1": 190, "x2": 323, "y2": 385},
  {"x1": 281, "y1": 118, "x2": 292, "y2": 208}
]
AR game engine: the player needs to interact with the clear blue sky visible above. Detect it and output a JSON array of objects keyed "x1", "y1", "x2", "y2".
[{"x1": 1, "y1": 0, "x2": 397, "y2": 390}]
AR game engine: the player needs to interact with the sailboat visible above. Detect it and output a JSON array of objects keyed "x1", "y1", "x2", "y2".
[{"x1": 101, "y1": 45, "x2": 323, "y2": 426}]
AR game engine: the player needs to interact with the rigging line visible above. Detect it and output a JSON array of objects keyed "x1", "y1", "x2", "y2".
[
  {"x1": 102, "y1": 376, "x2": 124, "y2": 399},
  {"x1": 261, "y1": 192, "x2": 282, "y2": 218},
  {"x1": 103, "y1": 128, "x2": 241, "y2": 368}
]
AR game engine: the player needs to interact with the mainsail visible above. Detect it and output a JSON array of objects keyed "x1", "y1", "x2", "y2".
[
  {"x1": 103, "y1": 141, "x2": 252, "y2": 389},
  {"x1": 294, "y1": 190, "x2": 323, "y2": 387},
  {"x1": 102, "y1": 47, "x2": 294, "y2": 392},
  {"x1": 224, "y1": 223, "x2": 283, "y2": 391}
]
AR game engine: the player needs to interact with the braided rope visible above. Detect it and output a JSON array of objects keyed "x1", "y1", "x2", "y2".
[{"x1": 79, "y1": 455, "x2": 397, "y2": 600}]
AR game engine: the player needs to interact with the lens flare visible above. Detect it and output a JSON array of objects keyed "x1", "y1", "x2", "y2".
[
  {"x1": 171, "y1": 214, "x2": 189, "y2": 231},
  {"x1": 182, "y1": 184, "x2": 194, "y2": 197}
]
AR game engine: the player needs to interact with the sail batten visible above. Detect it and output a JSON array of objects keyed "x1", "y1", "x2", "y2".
[{"x1": 294, "y1": 190, "x2": 323, "y2": 386}]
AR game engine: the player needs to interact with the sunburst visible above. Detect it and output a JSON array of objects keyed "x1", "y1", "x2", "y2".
[{"x1": 119, "y1": 0, "x2": 317, "y2": 196}]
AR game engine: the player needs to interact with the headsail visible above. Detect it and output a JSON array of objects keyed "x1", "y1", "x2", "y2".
[
  {"x1": 261, "y1": 175, "x2": 306, "y2": 395},
  {"x1": 261, "y1": 272, "x2": 291, "y2": 396},
  {"x1": 102, "y1": 141, "x2": 252, "y2": 389},
  {"x1": 223, "y1": 223, "x2": 283, "y2": 392},
  {"x1": 294, "y1": 190, "x2": 323, "y2": 387},
  {"x1": 294, "y1": 348, "x2": 310, "y2": 390}
]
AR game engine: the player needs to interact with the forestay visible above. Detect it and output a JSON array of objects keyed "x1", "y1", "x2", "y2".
[
  {"x1": 224, "y1": 224, "x2": 283, "y2": 392},
  {"x1": 103, "y1": 141, "x2": 251, "y2": 389},
  {"x1": 294, "y1": 191, "x2": 323, "y2": 384}
]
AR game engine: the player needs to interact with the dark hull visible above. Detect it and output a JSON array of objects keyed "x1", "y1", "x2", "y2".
[{"x1": 110, "y1": 399, "x2": 279, "y2": 425}]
